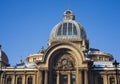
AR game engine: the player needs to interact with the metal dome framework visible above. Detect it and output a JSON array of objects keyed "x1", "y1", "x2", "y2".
[
  {"x1": 0, "y1": 46, "x2": 9, "y2": 66},
  {"x1": 49, "y1": 9, "x2": 87, "y2": 42}
]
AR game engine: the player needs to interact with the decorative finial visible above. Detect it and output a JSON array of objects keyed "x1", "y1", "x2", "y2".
[
  {"x1": 0, "y1": 45, "x2": 2, "y2": 49},
  {"x1": 68, "y1": 7, "x2": 70, "y2": 10},
  {"x1": 40, "y1": 46, "x2": 45, "y2": 53},
  {"x1": 19, "y1": 56, "x2": 23, "y2": 64}
]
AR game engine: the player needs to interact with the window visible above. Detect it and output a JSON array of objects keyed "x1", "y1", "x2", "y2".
[
  {"x1": 105, "y1": 57, "x2": 109, "y2": 61},
  {"x1": 17, "y1": 76, "x2": 22, "y2": 84},
  {"x1": 71, "y1": 74, "x2": 76, "y2": 84},
  {"x1": 7, "y1": 77, "x2": 12, "y2": 84},
  {"x1": 58, "y1": 25, "x2": 62, "y2": 35},
  {"x1": 57, "y1": 22, "x2": 77, "y2": 36},
  {"x1": 33, "y1": 58, "x2": 36, "y2": 62},
  {"x1": 28, "y1": 76, "x2": 32, "y2": 84},
  {"x1": 110, "y1": 77, "x2": 115, "y2": 84},
  {"x1": 63, "y1": 23, "x2": 67, "y2": 35},
  {"x1": 99, "y1": 57, "x2": 103, "y2": 61},
  {"x1": 73, "y1": 25, "x2": 77, "y2": 35},
  {"x1": 53, "y1": 74, "x2": 57, "y2": 84},
  {"x1": 68, "y1": 23, "x2": 72, "y2": 35},
  {"x1": 60, "y1": 75, "x2": 68, "y2": 84},
  {"x1": 98, "y1": 77, "x2": 103, "y2": 84}
]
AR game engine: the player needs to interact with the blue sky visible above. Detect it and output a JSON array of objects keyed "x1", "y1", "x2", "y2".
[{"x1": 0, "y1": 0, "x2": 120, "y2": 66}]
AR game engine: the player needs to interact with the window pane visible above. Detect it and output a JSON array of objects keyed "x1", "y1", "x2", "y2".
[
  {"x1": 63, "y1": 23, "x2": 67, "y2": 35},
  {"x1": 60, "y1": 75, "x2": 68, "y2": 84},
  {"x1": 57, "y1": 25, "x2": 62, "y2": 35},
  {"x1": 53, "y1": 74, "x2": 57, "y2": 84},
  {"x1": 71, "y1": 74, "x2": 76, "y2": 84},
  {"x1": 73, "y1": 25, "x2": 77, "y2": 35},
  {"x1": 68, "y1": 23, "x2": 72, "y2": 35}
]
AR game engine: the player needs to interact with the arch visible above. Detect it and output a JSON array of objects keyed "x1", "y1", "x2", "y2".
[
  {"x1": 44, "y1": 42, "x2": 85, "y2": 68},
  {"x1": 50, "y1": 49, "x2": 76, "y2": 71}
]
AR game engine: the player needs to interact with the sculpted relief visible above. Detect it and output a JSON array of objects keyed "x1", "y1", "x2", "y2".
[{"x1": 54, "y1": 53, "x2": 75, "y2": 70}]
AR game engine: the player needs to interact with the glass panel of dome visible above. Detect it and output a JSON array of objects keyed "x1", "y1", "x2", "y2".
[
  {"x1": 73, "y1": 25, "x2": 77, "y2": 35},
  {"x1": 68, "y1": 23, "x2": 72, "y2": 35},
  {"x1": 63, "y1": 23, "x2": 67, "y2": 35},
  {"x1": 57, "y1": 25, "x2": 62, "y2": 35}
]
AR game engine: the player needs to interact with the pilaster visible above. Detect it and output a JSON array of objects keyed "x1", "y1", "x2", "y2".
[{"x1": 84, "y1": 70, "x2": 88, "y2": 84}]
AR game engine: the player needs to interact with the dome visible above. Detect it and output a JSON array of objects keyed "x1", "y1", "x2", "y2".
[
  {"x1": 0, "y1": 45, "x2": 9, "y2": 66},
  {"x1": 49, "y1": 9, "x2": 87, "y2": 42}
]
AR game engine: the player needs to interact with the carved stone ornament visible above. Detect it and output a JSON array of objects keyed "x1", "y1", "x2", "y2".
[{"x1": 54, "y1": 55, "x2": 75, "y2": 70}]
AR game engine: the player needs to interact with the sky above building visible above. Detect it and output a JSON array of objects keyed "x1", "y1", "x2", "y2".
[{"x1": 0, "y1": 0, "x2": 120, "y2": 66}]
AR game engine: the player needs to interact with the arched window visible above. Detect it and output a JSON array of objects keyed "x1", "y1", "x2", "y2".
[
  {"x1": 73, "y1": 24, "x2": 77, "y2": 35},
  {"x1": 57, "y1": 23, "x2": 77, "y2": 36},
  {"x1": 68, "y1": 23, "x2": 72, "y2": 35},
  {"x1": 17, "y1": 76, "x2": 22, "y2": 84},
  {"x1": 57, "y1": 25, "x2": 62, "y2": 35},
  {"x1": 28, "y1": 76, "x2": 32, "y2": 84},
  {"x1": 71, "y1": 74, "x2": 76, "y2": 84},
  {"x1": 7, "y1": 77, "x2": 12, "y2": 84},
  {"x1": 110, "y1": 77, "x2": 115, "y2": 84},
  {"x1": 63, "y1": 23, "x2": 67, "y2": 35}
]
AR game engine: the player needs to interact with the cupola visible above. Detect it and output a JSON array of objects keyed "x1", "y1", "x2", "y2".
[
  {"x1": 0, "y1": 45, "x2": 9, "y2": 67},
  {"x1": 48, "y1": 9, "x2": 89, "y2": 51}
]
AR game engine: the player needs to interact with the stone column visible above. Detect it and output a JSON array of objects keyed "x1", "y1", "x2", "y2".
[
  {"x1": 104, "y1": 74, "x2": 108, "y2": 84},
  {"x1": 84, "y1": 70, "x2": 88, "y2": 84},
  {"x1": 76, "y1": 68, "x2": 79, "y2": 84},
  {"x1": 44, "y1": 70, "x2": 48, "y2": 84},
  {"x1": 23, "y1": 74, "x2": 26, "y2": 84},
  {"x1": 57, "y1": 71, "x2": 59, "y2": 84},
  {"x1": 37, "y1": 70, "x2": 43, "y2": 84},
  {"x1": 2, "y1": 74, "x2": 5, "y2": 84},
  {"x1": 78, "y1": 70, "x2": 82, "y2": 84},
  {"x1": 12, "y1": 74, "x2": 16, "y2": 84},
  {"x1": 39, "y1": 70, "x2": 43, "y2": 84},
  {"x1": 68, "y1": 72, "x2": 71, "y2": 84}
]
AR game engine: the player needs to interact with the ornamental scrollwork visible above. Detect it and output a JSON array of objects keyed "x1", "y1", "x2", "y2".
[{"x1": 54, "y1": 55, "x2": 75, "y2": 70}]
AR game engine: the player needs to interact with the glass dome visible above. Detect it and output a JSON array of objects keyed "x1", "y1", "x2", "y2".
[
  {"x1": 0, "y1": 46, "x2": 9, "y2": 66},
  {"x1": 49, "y1": 9, "x2": 87, "y2": 42}
]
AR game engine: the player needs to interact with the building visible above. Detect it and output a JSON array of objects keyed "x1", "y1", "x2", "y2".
[{"x1": 0, "y1": 9, "x2": 120, "y2": 84}]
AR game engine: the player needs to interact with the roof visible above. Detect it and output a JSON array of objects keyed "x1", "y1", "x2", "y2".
[{"x1": 49, "y1": 9, "x2": 87, "y2": 42}]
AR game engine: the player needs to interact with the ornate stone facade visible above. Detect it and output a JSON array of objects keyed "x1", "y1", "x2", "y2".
[{"x1": 0, "y1": 9, "x2": 120, "y2": 84}]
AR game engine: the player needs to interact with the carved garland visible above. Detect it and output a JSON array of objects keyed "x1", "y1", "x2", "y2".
[{"x1": 54, "y1": 55, "x2": 75, "y2": 70}]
